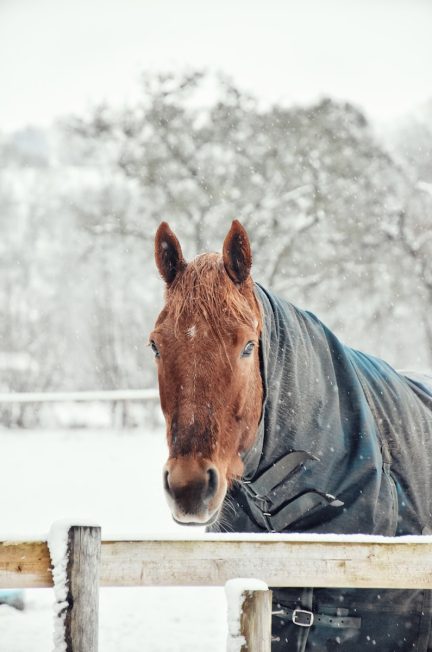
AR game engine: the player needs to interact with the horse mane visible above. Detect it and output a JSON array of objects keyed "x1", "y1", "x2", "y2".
[{"x1": 166, "y1": 253, "x2": 258, "y2": 335}]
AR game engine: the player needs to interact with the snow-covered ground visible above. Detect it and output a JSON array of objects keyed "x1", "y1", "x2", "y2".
[{"x1": 0, "y1": 428, "x2": 227, "y2": 651}]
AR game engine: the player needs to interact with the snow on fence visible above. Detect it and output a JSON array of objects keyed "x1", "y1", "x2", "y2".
[
  {"x1": 2, "y1": 530, "x2": 432, "y2": 651},
  {"x1": 0, "y1": 389, "x2": 159, "y2": 403},
  {"x1": 0, "y1": 389, "x2": 160, "y2": 428}
]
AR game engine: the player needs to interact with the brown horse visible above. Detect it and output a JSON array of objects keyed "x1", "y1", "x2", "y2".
[
  {"x1": 151, "y1": 221, "x2": 432, "y2": 651},
  {"x1": 150, "y1": 220, "x2": 263, "y2": 525}
]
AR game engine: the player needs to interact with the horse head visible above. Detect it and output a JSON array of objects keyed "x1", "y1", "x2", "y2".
[{"x1": 150, "y1": 221, "x2": 263, "y2": 525}]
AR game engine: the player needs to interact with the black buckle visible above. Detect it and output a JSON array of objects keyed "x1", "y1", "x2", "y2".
[{"x1": 292, "y1": 608, "x2": 314, "y2": 627}]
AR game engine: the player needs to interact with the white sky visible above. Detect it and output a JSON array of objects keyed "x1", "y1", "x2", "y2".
[{"x1": 1, "y1": 0, "x2": 431, "y2": 131}]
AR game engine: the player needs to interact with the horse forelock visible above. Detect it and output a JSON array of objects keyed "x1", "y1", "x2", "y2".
[{"x1": 165, "y1": 252, "x2": 259, "y2": 336}]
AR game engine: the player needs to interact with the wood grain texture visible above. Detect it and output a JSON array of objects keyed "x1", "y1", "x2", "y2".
[
  {"x1": 239, "y1": 589, "x2": 272, "y2": 652},
  {"x1": 64, "y1": 526, "x2": 101, "y2": 652},
  {"x1": 2, "y1": 538, "x2": 432, "y2": 589},
  {"x1": 99, "y1": 539, "x2": 432, "y2": 589},
  {"x1": 0, "y1": 541, "x2": 52, "y2": 588}
]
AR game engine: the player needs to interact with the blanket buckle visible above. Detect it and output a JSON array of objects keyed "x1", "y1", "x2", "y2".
[{"x1": 292, "y1": 608, "x2": 314, "y2": 627}]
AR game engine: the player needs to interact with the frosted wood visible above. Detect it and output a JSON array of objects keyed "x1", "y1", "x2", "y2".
[
  {"x1": 2, "y1": 538, "x2": 432, "y2": 589},
  {"x1": 0, "y1": 541, "x2": 52, "y2": 587},
  {"x1": 64, "y1": 526, "x2": 101, "y2": 652},
  {"x1": 239, "y1": 589, "x2": 272, "y2": 652},
  {"x1": 99, "y1": 540, "x2": 432, "y2": 589}
]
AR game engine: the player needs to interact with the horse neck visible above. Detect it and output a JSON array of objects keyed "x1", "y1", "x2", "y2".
[{"x1": 245, "y1": 283, "x2": 343, "y2": 477}]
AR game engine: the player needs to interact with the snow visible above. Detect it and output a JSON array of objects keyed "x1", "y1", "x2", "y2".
[
  {"x1": 0, "y1": 428, "x2": 226, "y2": 651},
  {"x1": 0, "y1": 588, "x2": 227, "y2": 652},
  {"x1": 417, "y1": 180, "x2": 432, "y2": 197},
  {"x1": 225, "y1": 579, "x2": 268, "y2": 652},
  {"x1": 2, "y1": 427, "x2": 432, "y2": 651},
  {"x1": 0, "y1": 428, "x2": 179, "y2": 540},
  {"x1": 47, "y1": 521, "x2": 70, "y2": 652}
]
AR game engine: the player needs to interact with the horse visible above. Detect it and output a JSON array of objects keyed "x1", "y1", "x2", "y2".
[{"x1": 150, "y1": 220, "x2": 432, "y2": 651}]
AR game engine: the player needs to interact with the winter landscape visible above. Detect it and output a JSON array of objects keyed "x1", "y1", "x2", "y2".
[
  {"x1": 1, "y1": 0, "x2": 432, "y2": 650},
  {"x1": 0, "y1": 427, "x2": 227, "y2": 651}
]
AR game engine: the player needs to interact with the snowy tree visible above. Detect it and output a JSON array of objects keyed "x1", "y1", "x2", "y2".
[{"x1": 68, "y1": 72, "x2": 432, "y2": 366}]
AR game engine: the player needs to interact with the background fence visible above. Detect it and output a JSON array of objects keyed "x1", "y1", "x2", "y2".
[{"x1": 0, "y1": 389, "x2": 160, "y2": 429}]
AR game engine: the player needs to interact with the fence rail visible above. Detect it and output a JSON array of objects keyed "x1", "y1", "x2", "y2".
[
  {"x1": 0, "y1": 388, "x2": 160, "y2": 428},
  {"x1": 2, "y1": 535, "x2": 432, "y2": 590},
  {"x1": 2, "y1": 532, "x2": 432, "y2": 651},
  {"x1": 0, "y1": 389, "x2": 159, "y2": 403}
]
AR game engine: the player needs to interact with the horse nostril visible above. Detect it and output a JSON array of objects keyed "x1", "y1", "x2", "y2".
[
  {"x1": 206, "y1": 467, "x2": 218, "y2": 501},
  {"x1": 163, "y1": 470, "x2": 170, "y2": 494}
]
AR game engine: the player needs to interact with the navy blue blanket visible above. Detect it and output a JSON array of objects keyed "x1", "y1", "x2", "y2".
[{"x1": 210, "y1": 284, "x2": 432, "y2": 651}]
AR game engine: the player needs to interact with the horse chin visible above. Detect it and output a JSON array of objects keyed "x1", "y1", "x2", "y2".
[{"x1": 171, "y1": 509, "x2": 220, "y2": 528}]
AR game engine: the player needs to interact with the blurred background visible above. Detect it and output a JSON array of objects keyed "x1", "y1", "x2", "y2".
[{"x1": 1, "y1": 0, "x2": 431, "y2": 428}]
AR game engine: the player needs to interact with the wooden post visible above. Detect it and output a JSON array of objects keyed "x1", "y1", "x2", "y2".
[
  {"x1": 239, "y1": 589, "x2": 272, "y2": 652},
  {"x1": 111, "y1": 400, "x2": 118, "y2": 428},
  {"x1": 225, "y1": 580, "x2": 272, "y2": 652},
  {"x1": 64, "y1": 526, "x2": 101, "y2": 652}
]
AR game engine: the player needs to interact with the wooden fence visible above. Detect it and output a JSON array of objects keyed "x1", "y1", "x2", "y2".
[
  {"x1": 0, "y1": 389, "x2": 160, "y2": 428},
  {"x1": 2, "y1": 529, "x2": 432, "y2": 651}
]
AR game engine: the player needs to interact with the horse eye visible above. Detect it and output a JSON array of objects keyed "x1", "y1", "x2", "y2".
[
  {"x1": 241, "y1": 341, "x2": 255, "y2": 358},
  {"x1": 150, "y1": 340, "x2": 160, "y2": 358}
]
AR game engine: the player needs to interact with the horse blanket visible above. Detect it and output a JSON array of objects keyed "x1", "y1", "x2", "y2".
[{"x1": 209, "y1": 283, "x2": 432, "y2": 651}]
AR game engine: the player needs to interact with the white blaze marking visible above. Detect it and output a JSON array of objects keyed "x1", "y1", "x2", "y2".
[{"x1": 186, "y1": 325, "x2": 197, "y2": 339}]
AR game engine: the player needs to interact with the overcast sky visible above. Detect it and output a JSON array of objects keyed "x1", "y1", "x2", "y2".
[{"x1": 1, "y1": 0, "x2": 431, "y2": 132}]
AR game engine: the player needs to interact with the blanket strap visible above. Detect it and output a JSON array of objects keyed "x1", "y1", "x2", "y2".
[
  {"x1": 273, "y1": 606, "x2": 361, "y2": 630},
  {"x1": 264, "y1": 490, "x2": 343, "y2": 532},
  {"x1": 242, "y1": 450, "x2": 344, "y2": 532},
  {"x1": 245, "y1": 450, "x2": 319, "y2": 497}
]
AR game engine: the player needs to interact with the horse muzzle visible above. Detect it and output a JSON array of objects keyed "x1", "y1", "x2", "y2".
[{"x1": 163, "y1": 457, "x2": 225, "y2": 525}]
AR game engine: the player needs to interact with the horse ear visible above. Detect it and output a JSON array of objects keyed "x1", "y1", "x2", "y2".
[
  {"x1": 223, "y1": 220, "x2": 252, "y2": 284},
  {"x1": 155, "y1": 222, "x2": 187, "y2": 285}
]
